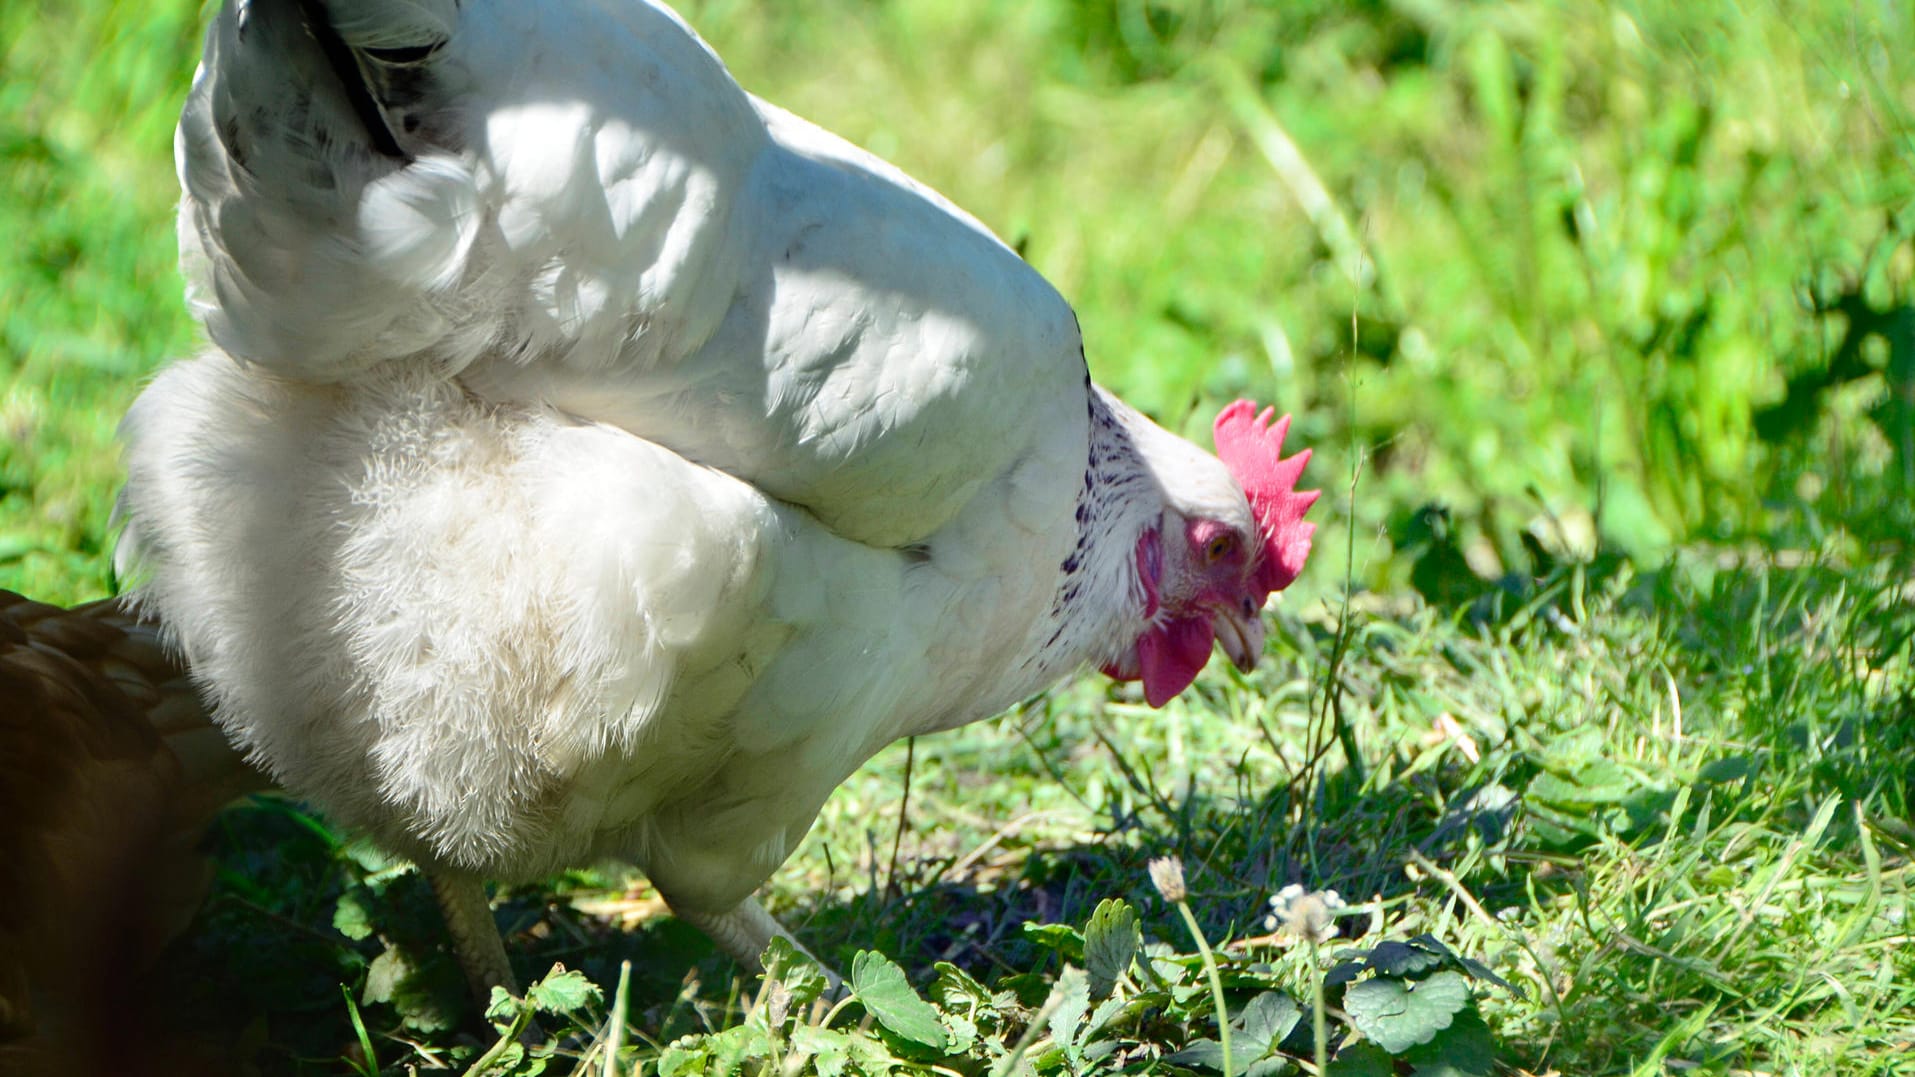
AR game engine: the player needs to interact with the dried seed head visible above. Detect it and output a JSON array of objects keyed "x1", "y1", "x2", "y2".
[
  {"x1": 1148, "y1": 857, "x2": 1188, "y2": 903},
  {"x1": 1265, "y1": 884, "x2": 1346, "y2": 945}
]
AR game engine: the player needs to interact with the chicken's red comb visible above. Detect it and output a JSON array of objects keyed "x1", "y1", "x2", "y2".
[{"x1": 1214, "y1": 400, "x2": 1319, "y2": 598}]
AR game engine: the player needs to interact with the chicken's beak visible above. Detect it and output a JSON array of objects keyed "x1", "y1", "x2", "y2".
[{"x1": 1212, "y1": 601, "x2": 1266, "y2": 673}]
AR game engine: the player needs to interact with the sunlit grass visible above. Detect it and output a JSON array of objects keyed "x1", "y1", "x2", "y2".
[
  {"x1": 2, "y1": 0, "x2": 1910, "y2": 1073},
  {"x1": 151, "y1": 558, "x2": 1913, "y2": 1073},
  {"x1": 5, "y1": 0, "x2": 1911, "y2": 601}
]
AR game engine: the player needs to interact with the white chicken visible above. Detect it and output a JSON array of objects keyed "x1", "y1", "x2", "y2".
[{"x1": 117, "y1": 0, "x2": 1318, "y2": 996}]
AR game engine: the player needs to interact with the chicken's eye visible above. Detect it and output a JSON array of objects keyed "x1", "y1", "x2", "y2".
[{"x1": 1204, "y1": 532, "x2": 1236, "y2": 563}]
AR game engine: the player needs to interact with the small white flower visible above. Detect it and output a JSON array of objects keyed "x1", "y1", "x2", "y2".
[{"x1": 1265, "y1": 884, "x2": 1346, "y2": 945}]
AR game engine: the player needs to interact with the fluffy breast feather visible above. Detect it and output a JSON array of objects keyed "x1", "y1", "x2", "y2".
[
  {"x1": 118, "y1": 350, "x2": 1085, "y2": 900},
  {"x1": 118, "y1": 355, "x2": 781, "y2": 873}
]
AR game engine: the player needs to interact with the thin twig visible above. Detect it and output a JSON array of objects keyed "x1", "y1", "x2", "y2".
[
  {"x1": 1091, "y1": 718, "x2": 1178, "y2": 820},
  {"x1": 940, "y1": 810, "x2": 1065, "y2": 884},
  {"x1": 884, "y1": 736, "x2": 916, "y2": 899},
  {"x1": 1406, "y1": 849, "x2": 1501, "y2": 933}
]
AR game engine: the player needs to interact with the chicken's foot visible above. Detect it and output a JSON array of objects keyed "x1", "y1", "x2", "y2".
[
  {"x1": 427, "y1": 868, "x2": 518, "y2": 1002},
  {"x1": 668, "y1": 896, "x2": 843, "y2": 991}
]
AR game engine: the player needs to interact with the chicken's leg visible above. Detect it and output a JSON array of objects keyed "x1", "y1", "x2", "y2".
[
  {"x1": 427, "y1": 868, "x2": 517, "y2": 1001},
  {"x1": 668, "y1": 896, "x2": 842, "y2": 988}
]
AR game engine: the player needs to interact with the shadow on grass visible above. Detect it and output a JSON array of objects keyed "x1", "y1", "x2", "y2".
[
  {"x1": 99, "y1": 552, "x2": 1915, "y2": 1074},
  {"x1": 125, "y1": 751, "x2": 1508, "y2": 1075}
]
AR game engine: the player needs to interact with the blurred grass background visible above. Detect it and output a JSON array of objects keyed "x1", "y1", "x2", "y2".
[
  {"x1": 4, "y1": 0, "x2": 1911, "y2": 603},
  {"x1": 3, "y1": 2, "x2": 1914, "y2": 1073}
]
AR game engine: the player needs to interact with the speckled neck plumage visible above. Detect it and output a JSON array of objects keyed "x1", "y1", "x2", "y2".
[{"x1": 1022, "y1": 387, "x2": 1160, "y2": 682}]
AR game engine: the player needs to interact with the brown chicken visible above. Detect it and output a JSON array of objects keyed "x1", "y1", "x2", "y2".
[{"x1": 0, "y1": 590, "x2": 268, "y2": 1075}]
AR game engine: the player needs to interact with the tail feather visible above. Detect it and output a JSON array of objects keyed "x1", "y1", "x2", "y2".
[
  {"x1": 178, "y1": 0, "x2": 478, "y2": 377},
  {"x1": 176, "y1": 0, "x2": 770, "y2": 386},
  {"x1": 315, "y1": 0, "x2": 458, "y2": 53},
  {"x1": 289, "y1": 0, "x2": 412, "y2": 160}
]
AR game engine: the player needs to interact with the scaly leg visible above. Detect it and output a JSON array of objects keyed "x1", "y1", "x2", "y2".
[
  {"x1": 668, "y1": 896, "x2": 843, "y2": 990},
  {"x1": 427, "y1": 868, "x2": 517, "y2": 1001}
]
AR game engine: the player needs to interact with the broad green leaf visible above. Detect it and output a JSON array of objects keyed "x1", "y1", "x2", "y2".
[
  {"x1": 999, "y1": 971, "x2": 1055, "y2": 1009},
  {"x1": 1166, "y1": 1037, "x2": 1266, "y2": 1073},
  {"x1": 482, "y1": 985, "x2": 519, "y2": 1027},
  {"x1": 360, "y1": 943, "x2": 459, "y2": 1033},
  {"x1": 1047, "y1": 967, "x2": 1091, "y2": 1064},
  {"x1": 1365, "y1": 940, "x2": 1447, "y2": 978},
  {"x1": 762, "y1": 935, "x2": 830, "y2": 1006},
  {"x1": 1088, "y1": 993, "x2": 1129, "y2": 1039},
  {"x1": 1145, "y1": 951, "x2": 1207, "y2": 1004},
  {"x1": 1327, "y1": 1042, "x2": 1395, "y2": 1076},
  {"x1": 1367, "y1": 933, "x2": 1516, "y2": 992},
  {"x1": 793, "y1": 1022, "x2": 911, "y2": 1077},
  {"x1": 1403, "y1": 935, "x2": 1457, "y2": 959},
  {"x1": 706, "y1": 1024, "x2": 780, "y2": 1072},
  {"x1": 362, "y1": 946, "x2": 407, "y2": 1006},
  {"x1": 1084, "y1": 898, "x2": 1141, "y2": 999},
  {"x1": 1022, "y1": 922, "x2": 1085, "y2": 961},
  {"x1": 933, "y1": 961, "x2": 1014, "y2": 1024},
  {"x1": 1405, "y1": 1007, "x2": 1496, "y2": 1077},
  {"x1": 1343, "y1": 970, "x2": 1471, "y2": 1053},
  {"x1": 1453, "y1": 954, "x2": 1518, "y2": 996},
  {"x1": 1325, "y1": 959, "x2": 1367, "y2": 988},
  {"x1": 844, "y1": 1025, "x2": 903, "y2": 1071},
  {"x1": 526, "y1": 965, "x2": 601, "y2": 1016},
  {"x1": 1247, "y1": 1055, "x2": 1295, "y2": 1077},
  {"x1": 340, "y1": 836, "x2": 400, "y2": 874},
  {"x1": 941, "y1": 1008, "x2": 978, "y2": 1055},
  {"x1": 850, "y1": 951, "x2": 947, "y2": 1051},
  {"x1": 1524, "y1": 801, "x2": 1608, "y2": 847},
  {"x1": 332, "y1": 891, "x2": 375, "y2": 941},
  {"x1": 1239, "y1": 991, "x2": 1302, "y2": 1053},
  {"x1": 1531, "y1": 759, "x2": 1645, "y2": 806},
  {"x1": 1166, "y1": 1039, "x2": 1228, "y2": 1072},
  {"x1": 791, "y1": 1025, "x2": 855, "y2": 1077},
  {"x1": 473, "y1": 1041, "x2": 530, "y2": 1074}
]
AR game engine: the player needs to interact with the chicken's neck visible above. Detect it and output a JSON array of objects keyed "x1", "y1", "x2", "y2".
[{"x1": 1020, "y1": 386, "x2": 1163, "y2": 685}]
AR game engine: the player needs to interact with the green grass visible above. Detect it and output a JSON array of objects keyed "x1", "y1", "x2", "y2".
[
  {"x1": 3, "y1": 0, "x2": 1912, "y2": 1073},
  {"x1": 142, "y1": 559, "x2": 1914, "y2": 1074}
]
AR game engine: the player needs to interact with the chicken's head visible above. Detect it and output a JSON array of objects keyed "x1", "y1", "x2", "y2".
[{"x1": 1102, "y1": 400, "x2": 1318, "y2": 706}]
